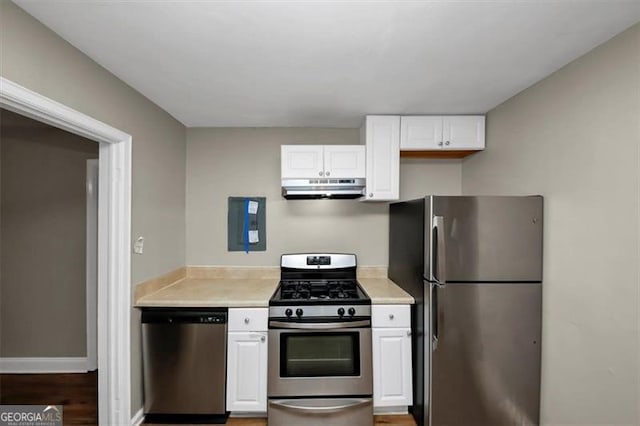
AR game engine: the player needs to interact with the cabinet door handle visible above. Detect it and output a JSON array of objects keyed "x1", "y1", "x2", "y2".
[
  {"x1": 260, "y1": 335, "x2": 266, "y2": 342},
  {"x1": 325, "y1": 171, "x2": 330, "y2": 177},
  {"x1": 244, "y1": 318, "x2": 250, "y2": 324},
  {"x1": 389, "y1": 314, "x2": 394, "y2": 320},
  {"x1": 319, "y1": 171, "x2": 324, "y2": 176},
  {"x1": 445, "y1": 141, "x2": 450, "y2": 146}
]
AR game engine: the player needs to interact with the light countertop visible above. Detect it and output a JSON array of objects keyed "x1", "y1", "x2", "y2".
[
  {"x1": 135, "y1": 278, "x2": 280, "y2": 308},
  {"x1": 359, "y1": 278, "x2": 414, "y2": 304},
  {"x1": 135, "y1": 271, "x2": 414, "y2": 308}
]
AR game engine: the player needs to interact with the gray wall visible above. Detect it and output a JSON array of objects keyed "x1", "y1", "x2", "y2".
[
  {"x1": 1, "y1": 0, "x2": 186, "y2": 414},
  {"x1": 186, "y1": 128, "x2": 462, "y2": 266},
  {"x1": 461, "y1": 24, "x2": 639, "y2": 425},
  {"x1": 1, "y1": 109, "x2": 98, "y2": 357}
]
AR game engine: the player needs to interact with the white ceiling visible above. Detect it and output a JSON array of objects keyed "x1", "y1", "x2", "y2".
[{"x1": 13, "y1": 0, "x2": 640, "y2": 128}]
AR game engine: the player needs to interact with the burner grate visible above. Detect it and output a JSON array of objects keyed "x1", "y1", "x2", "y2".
[{"x1": 279, "y1": 279, "x2": 360, "y2": 300}]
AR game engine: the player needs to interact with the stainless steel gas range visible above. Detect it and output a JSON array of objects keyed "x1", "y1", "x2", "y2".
[{"x1": 267, "y1": 253, "x2": 373, "y2": 426}]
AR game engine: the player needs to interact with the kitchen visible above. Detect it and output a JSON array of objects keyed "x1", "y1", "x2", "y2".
[{"x1": 0, "y1": 1, "x2": 638, "y2": 426}]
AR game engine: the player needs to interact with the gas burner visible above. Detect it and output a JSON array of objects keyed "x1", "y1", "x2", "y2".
[
  {"x1": 279, "y1": 279, "x2": 362, "y2": 301},
  {"x1": 270, "y1": 253, "x2": 371, "y2": 310}
]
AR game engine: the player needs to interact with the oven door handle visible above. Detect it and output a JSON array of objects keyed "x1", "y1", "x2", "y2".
[
  {"x1": 269, "y1": 398, "x2": 370, "y2": 415},
  {"x1": 269, "y1": 320, "x2": 371, "y2": 329}
]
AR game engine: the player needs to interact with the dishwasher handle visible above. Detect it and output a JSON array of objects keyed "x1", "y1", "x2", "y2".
[{"x1": 141, "y1": 308, "x2": 227, "y2": 324}]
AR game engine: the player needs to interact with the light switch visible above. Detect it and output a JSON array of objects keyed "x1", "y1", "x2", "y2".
[{"x1": 134, "y1": 236, "x2": 144, "y2": 254}]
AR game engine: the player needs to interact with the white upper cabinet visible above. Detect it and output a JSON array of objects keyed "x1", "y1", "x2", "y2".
[
  {"x1": 443, "y1": 116, "x2": 485, "y2": 149},
  {"x1": 400, "y1": 115, "x2": 485, "y2": 151},
  {"x1": 400, "y1": 116, "x2": 443, "y2": 150},
  {"x1": 281, "y1": 145, "x2": 365, "y2": 179},
  {"x1": 323, "y1": 145, "x2": 366, "y2": 178},
  {"x1": 281, "y1": 145, "x2": 324, "y2": 178},
  {"x1": 360, "y1": 115, "x2": 400, "y2": 201}
]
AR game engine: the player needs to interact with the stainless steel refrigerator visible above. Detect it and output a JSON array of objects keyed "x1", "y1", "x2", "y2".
[{"x1": 389, "y1": 196, "x2": 543, "y2": 426}]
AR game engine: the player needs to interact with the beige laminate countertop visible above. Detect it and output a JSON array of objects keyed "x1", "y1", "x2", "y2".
[
  {"x1": 359, "y1": 278, "x2": 414, "y2": 304},
  {"x1": 135, "y1": 278, "x2": 280, "y2": 308},
  {"x1": 135, "y1": 275, "x2": 414, "y2": 308}
]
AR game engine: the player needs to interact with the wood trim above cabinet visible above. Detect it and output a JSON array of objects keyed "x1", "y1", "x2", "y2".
[{"x1": 400, "y1": 150, "x2": 480, "y2": 159}]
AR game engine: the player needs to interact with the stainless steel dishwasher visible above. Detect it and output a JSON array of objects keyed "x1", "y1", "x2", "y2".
[{"x1": 141, "y1": 308, "x2": 228, "y2": 423}]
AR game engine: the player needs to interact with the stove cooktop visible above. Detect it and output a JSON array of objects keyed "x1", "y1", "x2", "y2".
[
  {"x1": 271, "y1": 279, "x2": 370, "y2": 306},
  {"x1": 269, "y1": 253, "x2": 371, "y2": 311}
]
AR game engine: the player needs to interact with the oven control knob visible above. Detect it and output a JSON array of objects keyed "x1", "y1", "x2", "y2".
[
  {"x1": 337, "y1": 307, "x2": 345, "y2": 317},
  {"x1": 296, "y1": 308, "x2": 303, "y2": 317},
  {"x1": 285, "y1": 308, "x2": 293, "y2": 317},
  {"x1": 348, "y1": 307, "x2": 356, "y2": 316}
]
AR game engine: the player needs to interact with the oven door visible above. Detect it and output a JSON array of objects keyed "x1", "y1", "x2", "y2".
[{"x1": 268, "y1": 321, "x2": 372, "y2": 398}]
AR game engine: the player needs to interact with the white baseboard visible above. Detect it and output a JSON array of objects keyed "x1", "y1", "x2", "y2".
[
  {"x1": 374, "y1": 406, "x2": 410, "y2": 415},
  {"x1": 228, "y1": 412, "x2": 267, "y2": 418},
  {"x1": 130, "y1": 408, "x2": 144, "y2": 426},
  {"x1": 0, "y1": 357, "x2": 89, "y2": 373}
]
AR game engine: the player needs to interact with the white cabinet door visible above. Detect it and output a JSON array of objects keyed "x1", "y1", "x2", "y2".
[
  {"x1": 281, "y1": 145, "x2": 324, "y2": 178},
  {"x1": 362, "y1": 116, "x2": 400, "y2": 201},
  {"x1": 400, "y1": 116, "x2": 443, "y2": 150},
  {"x1": 323, "y1": 145, "x2": 366, "y2": 178},
  {"x1": 372, "y1": 328, "x2": 413, "y2": 408},
  {"x1": 226, "y1": 331, "x2": 268, "y2": 412},
  {"x1": 442, "y1": 116, "x2": 485, "y2": 150}
]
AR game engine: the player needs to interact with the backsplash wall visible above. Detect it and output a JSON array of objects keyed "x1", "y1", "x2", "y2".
[{"x1": 186, "y1": 127, "x2": 462, "y2": 266}]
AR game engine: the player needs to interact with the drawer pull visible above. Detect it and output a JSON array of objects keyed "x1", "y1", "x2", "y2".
[
  {"x1": 389, "y1": 314, "x2": 394, "y2": 320},
  {"x1": 244, "y1": 318, "x2": 250, "y2": 324}
]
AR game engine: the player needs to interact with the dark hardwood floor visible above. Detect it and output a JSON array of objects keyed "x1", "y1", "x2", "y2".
[{"x1": 0, "y1": 371, "x2": 98, "y2": 425}]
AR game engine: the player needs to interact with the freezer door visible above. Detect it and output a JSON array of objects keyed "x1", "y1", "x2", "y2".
[
  {"x1": 429, "y1": 196, "x2": 543, "y2": 282},
  {"x1": 429, "y1": 283, "x2": 542, "y2": 426}
]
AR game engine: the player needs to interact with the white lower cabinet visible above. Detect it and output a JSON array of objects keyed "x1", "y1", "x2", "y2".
[
  {"x1": 227, "y1": 309, "x2": 268, "y2": 413},
  {"x1": 372, "y1": 305, "x2": 413, "y2": 410}
]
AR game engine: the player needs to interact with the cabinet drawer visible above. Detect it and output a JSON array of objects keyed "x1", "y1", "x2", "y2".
[
  {"x1": 372, "y1": 305, "x2": 410, "y2": 328},
  {"x1": 229, "y1": 308, "x2": 268, "y2": 331}
]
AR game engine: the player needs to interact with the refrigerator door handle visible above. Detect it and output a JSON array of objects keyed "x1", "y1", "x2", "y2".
[
  {"x1": 433, "y1": 215, "x2": 447, "y2": 286},
  {"x1": 432, "y1": 282, "x2": 439, "y2": 351}
]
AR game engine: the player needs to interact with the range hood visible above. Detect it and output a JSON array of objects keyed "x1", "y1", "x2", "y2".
[{"x1": 281, "y1": 178, "x2": 366, "y2": 199}]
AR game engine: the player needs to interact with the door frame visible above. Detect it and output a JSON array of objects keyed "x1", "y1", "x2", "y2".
[
  {"x1": 86, "y1": 159, "x2": 99, "y2": 372},
  {"x1": 0, "y1": 77, "x2": 132, "y2": 425}
]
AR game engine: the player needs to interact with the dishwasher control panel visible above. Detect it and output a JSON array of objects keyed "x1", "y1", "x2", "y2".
[
  {"x1": 200, "y1": 315, "x2": 225, "y2": 324},
  {"x1": 141, "y1": 308, "x2": 228, "y2": 324}
]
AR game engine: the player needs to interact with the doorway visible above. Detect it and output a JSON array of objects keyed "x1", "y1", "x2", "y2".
[
  {"x1": 0, "y1": 77, "x2": 132, "y2": 424},
  {"x1": 0, "y1": 108, "x2": 98, "y2": 367},
  {"x1": 0, "y1": 108, "x2": 99, "y2": 423}
]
